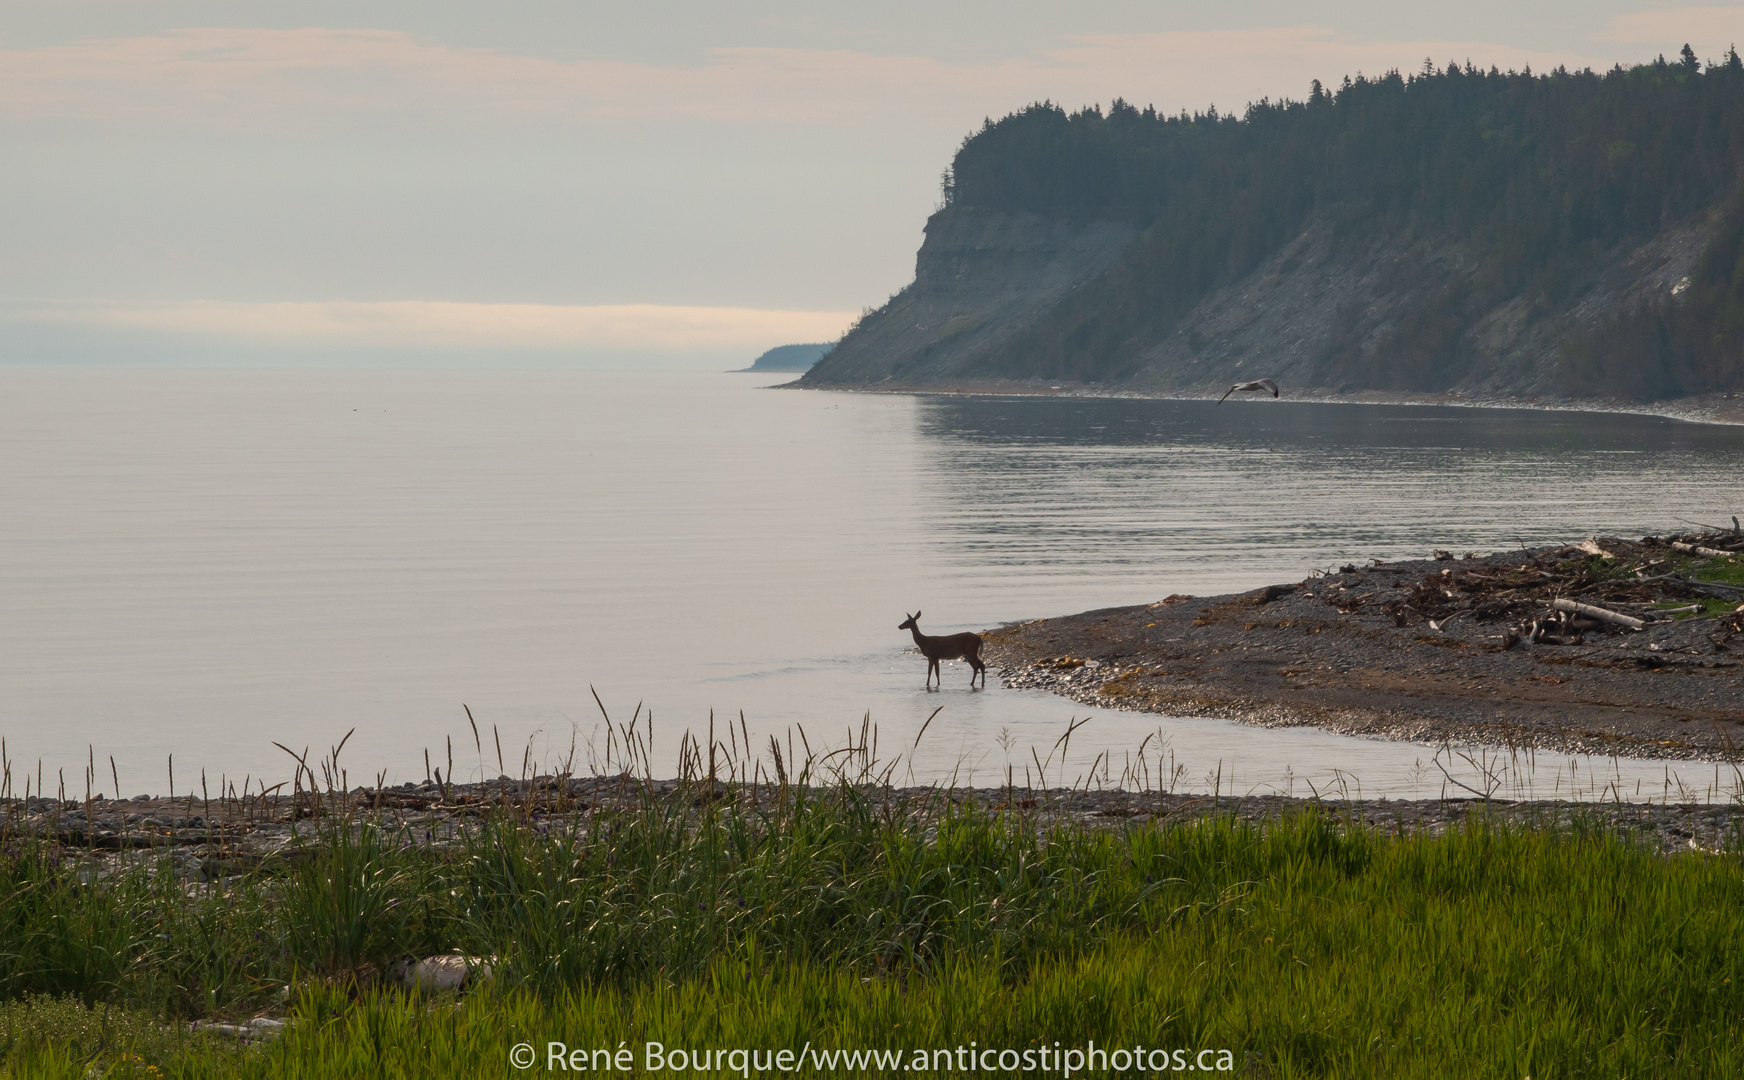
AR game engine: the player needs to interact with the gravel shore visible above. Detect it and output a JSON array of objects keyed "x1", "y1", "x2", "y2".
[
  {"x1": 982, "y1": 538, "x2": 1744, "y2": 762},
  {"x1": 7, "y1": 774, "x2": 1743, "y2": 869}
]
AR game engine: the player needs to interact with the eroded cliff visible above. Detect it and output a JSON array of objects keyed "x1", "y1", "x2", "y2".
[{"x1": 799, "y1": 210, "x2": 1136, "y2": 386}]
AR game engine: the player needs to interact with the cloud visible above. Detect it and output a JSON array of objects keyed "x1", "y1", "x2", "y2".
[
  {"x1": 0, "y1": 24, "x2": 1612, "y2": 131},
  {"x1": 11, "y1": 300, "x2": 857, "y2": 353},
  {"x1": 1600, "y1": 6, "x2": 1744, "y2": 58},
  {"x1": 0, "y1": 27, "x2": 979, "y2": 127},
  {"x1": 1603, "y1": 5, "x2": 1744, "y2": 43}
]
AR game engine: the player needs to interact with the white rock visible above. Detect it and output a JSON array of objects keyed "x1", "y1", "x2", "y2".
[{"x1": 393, "y1": 954, "x2": 493, "y2": 992}]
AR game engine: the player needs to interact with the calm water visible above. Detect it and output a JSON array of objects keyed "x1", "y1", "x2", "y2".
[{"x1": 3, "y1": 368, "x2": 1742, "y2": 802}]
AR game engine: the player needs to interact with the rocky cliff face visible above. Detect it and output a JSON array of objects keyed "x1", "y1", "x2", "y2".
[
  {"x1": 797, "y1": 210, "x2": 1136, "y2": 386},
  {"x1": 800, "y1": 204, "x2": 1723, "y2": 406},
  {"x1": 1122, "y1": 215, "x2": 1712, "y2": 399}
]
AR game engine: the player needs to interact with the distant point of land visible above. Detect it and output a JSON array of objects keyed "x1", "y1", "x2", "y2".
[{"x1": 740, "y1": 342, "x2": 833, "y2": 372}]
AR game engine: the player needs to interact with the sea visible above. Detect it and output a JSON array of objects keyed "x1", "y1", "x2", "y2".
[{"x1": 3, "y1": 367, "x2": 1743, "y2": 802}]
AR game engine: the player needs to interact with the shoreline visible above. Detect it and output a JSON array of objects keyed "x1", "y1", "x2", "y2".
[
  {"x1": 8, "y1": 777, "x2": 1744, "y2": 861},
  {"x1": 781, "y1": 377, "x2": 1744, "y2": 427},
  {"x1": 981, "y1": 537, "x2": 1744, "y2": 765}
]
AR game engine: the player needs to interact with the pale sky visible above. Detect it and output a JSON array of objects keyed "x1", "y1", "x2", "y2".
[{"x1": 5, "y1": 2, "x2": 1743, "y2": 366}]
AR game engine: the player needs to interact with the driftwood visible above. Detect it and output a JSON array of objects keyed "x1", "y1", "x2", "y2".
[
  {"x1": 1635, "y1": 573, "x2": 1744, "y2": 597},
  {"x1": 1671, "y1": 541, "x2": 1737, "y2": 560},
  {"x1": 1550, "y1": 598, "x2": 1644, "y2": 630}
]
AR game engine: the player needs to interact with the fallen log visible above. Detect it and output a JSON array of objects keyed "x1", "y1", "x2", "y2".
[
  {"x1": 1550, "y1": 598, "x2": 1644, "y2": 630},
  {"x1": 1635, "y1": 573, "x2": 1744, "y2": 597},
  {"x1": 1671, "y1": 541, "x2": 1737, "y2": 560}
]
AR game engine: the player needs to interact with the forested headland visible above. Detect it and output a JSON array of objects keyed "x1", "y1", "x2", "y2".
[
  {"x1": 802, "y1": 48, "x2": 1744, "y2": 405},
  {"x1": 740, "y1": 342, "x2": 832, "y2": 372}
]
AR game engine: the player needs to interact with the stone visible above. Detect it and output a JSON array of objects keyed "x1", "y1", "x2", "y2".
[{"x1": 391, "y1": 954, "x2": 493, "y2": 992}]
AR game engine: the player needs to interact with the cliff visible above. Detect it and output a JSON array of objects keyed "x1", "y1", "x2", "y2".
[
  {"x1": 800, "y1": 56, "x2": 1744, "y2": 406},
  {"x1": 792, "y1": 212, "x2": 1136, "y2": 385}
]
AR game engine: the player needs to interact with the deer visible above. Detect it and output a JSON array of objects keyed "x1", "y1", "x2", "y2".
[{"x1": 898, "y1": 611, "x2": 986, "y2": 689}]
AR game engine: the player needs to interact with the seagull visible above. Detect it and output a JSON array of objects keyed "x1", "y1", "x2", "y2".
[{"x1": 1217, "y1": 378, "x2": 1279, "y2": 404}]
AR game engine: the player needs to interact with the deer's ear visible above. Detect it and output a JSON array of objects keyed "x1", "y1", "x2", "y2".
[{"x1": 914, "y1": 610, "x2": 921, "y2": 619}]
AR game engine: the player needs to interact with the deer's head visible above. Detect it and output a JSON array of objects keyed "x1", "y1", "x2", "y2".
[{"x1": 898, "y1": 611, "x2": 921, "y2": 630}]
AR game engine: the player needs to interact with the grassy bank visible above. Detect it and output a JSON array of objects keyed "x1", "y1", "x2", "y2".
[{"x1": 3, "y1": 785, "x2": 1743, "y2": 1077}]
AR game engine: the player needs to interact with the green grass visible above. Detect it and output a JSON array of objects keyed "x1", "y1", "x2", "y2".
[
  {"x1": 1688, "y1": 554, "x2": 1744, "y2": 588},
  {"x1": 1653, "y1": 597, "x2": 1737, "y2": 618},
  {"x1": 1567, "y1": 544, "x2": 1743, "y2": 616},
  {"x1": 3, "y1": 792, "x2": 1744, "y2": 1076},
  {"x1": 1665, "y1": 550, "x2": 1744, "y2": 617}
]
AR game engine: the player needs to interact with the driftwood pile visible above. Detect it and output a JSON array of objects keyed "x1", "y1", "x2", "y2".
[{"x1": 1370, "y1": 527, "x2": 1744, "y2": 649}]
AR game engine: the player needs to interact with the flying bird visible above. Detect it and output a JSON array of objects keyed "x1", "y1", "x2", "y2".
[{"x1": 1217, "y1": 379, "x2": 1279, "y2": 404}]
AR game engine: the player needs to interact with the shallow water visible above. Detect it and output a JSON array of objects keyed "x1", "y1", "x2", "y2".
[{"x1": 2, "y1": 368, "x2": 1741, "y2": 802}]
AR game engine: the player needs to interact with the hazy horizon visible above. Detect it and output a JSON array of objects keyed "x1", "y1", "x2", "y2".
[{"x1": 6, "y1": 2, "x2": 1744, "y2": 368}]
